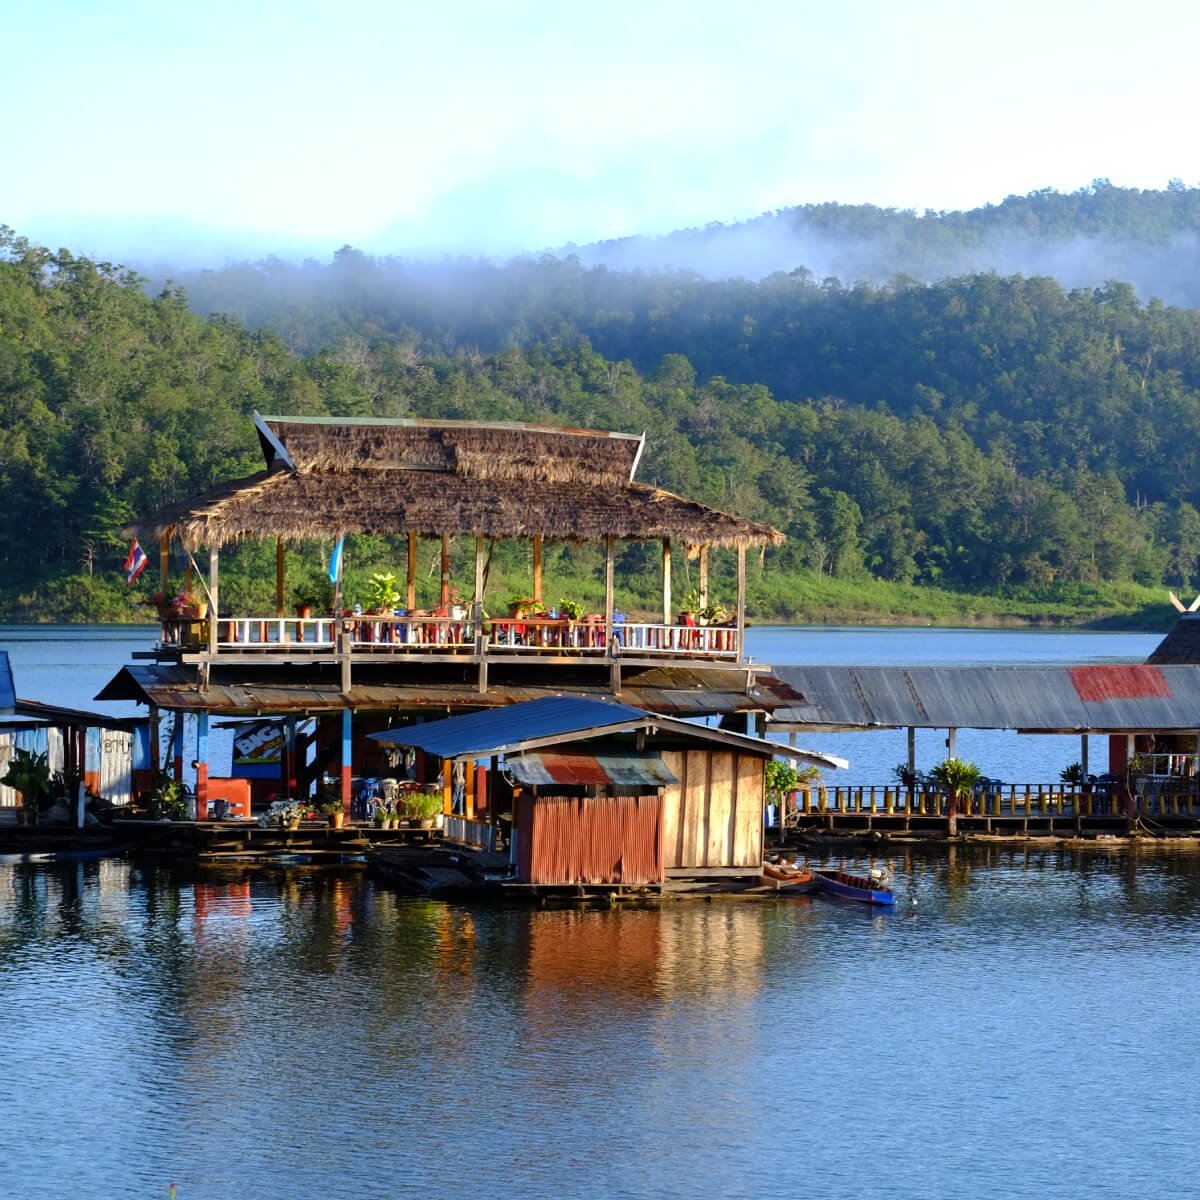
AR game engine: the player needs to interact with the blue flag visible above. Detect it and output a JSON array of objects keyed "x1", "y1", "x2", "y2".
[{"x1": 329, "y1": 536, "x2": 344, "y2": 583}]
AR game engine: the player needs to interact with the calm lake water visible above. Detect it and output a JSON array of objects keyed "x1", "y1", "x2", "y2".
[
  {"x1": 3, "y1": 849, "x2": 1199, "y2": 1200},
  {"x1": 0, "y1": 624, "x2": 1192, "y2": 1199}
]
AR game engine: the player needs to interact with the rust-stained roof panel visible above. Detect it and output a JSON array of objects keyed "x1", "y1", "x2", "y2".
[
  {"x1": 768, "y1": 665, "x2": 1200, "y2": 733},
  {"x1": 94, "y1": 663, "x2": 787, "y2": 719},
  {"x1": 506, "y1": 752, "x2": 678, "y2": 788}
]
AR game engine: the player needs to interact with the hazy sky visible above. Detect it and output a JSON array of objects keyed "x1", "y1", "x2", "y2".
[{"x1": 6, "y1": 0, "x2": 1200, "y2": 262}]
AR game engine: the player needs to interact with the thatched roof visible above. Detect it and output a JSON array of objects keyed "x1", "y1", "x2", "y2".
[{"x1": 128, "y1": 414, "x2": 784, "y2": 551}]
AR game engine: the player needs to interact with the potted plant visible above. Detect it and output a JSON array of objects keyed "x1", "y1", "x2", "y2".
[
  {"x1": 446, "y1": 586, "x2": 467, "y2": 620},
  {"x1": 929, "y1": 756, "x2": 982, "y2": 836},
  {"x1": 557, "y1": 597, "x2": 584, "y2": 620},
  {"x1": 293, "y1": 572, "x2": 334, "y2": 617},
  {"x1": 506, "y1": 594, "x2": 543, "y2": 618},
  {"x1": 366, "y1": 572, "x2": 402, "y2": 614},
  {"x1": 892, "y1": 762, "x2": 918, "y2": 790},
  {"x1": 406, "y1": 791, "x2": 443, "y2": 829},
  {"x1": 137, "y1": 772, "x2": 190, "y2": 821},
  {"x1": 699, "y1": 600, "x2": 729, "y2": 626},
  {"x1": 1060, "y1": 762, "x2": 1084, "y2": 786},
  {"x1": 1, "y1": 747, "x2": 52, "y2": 825},
  {"x1": 373, "y1": 797, "x2": 393, "y2": 829},
  {"x1": 320, "y1": 799, "x2": 345, "y2": 829},
  {"x1": 678, "y1": 588, "x2": 702, "y2": 622}
]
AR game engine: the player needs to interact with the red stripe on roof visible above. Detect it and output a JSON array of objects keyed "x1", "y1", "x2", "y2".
[
  {"x1": 1068, "y1": 665, "x2": 1172, "y2": 702},
  {"x1": 541, "y1": 753, "x2": 612, "y2": 786}
]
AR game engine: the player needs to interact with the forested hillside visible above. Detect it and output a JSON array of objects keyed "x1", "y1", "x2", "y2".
[{"x1": 2, "y1": 200, "x2": 1197, "y2": 625}]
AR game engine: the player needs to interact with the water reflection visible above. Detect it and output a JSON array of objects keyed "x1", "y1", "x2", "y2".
[{"x1": 2, "y1": 856, "x2": 1200, "y2": 1200}]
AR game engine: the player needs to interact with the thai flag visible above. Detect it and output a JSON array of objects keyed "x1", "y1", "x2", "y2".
[{"x1": 124, "y1": 539, "x2": 148, "y2": 585}]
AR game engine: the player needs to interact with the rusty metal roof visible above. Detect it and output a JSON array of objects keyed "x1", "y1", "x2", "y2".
[
  {"x1": 94, "y1": 662, "x2": 791, "y2": 719},
  {"x1": 768, "y1": 664, "x2": 1200, "y2": 733},
  {"x1": 505, "y1": 751, "x2": 679, "y2": 788}
]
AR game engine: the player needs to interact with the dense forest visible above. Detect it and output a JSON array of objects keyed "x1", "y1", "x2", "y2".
[{"x1": 6, "y1": 185, "x2": 1200, "y2": 625}]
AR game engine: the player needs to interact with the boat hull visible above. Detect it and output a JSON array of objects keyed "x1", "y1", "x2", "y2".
[{"x1": 813, "y1": 869, "x2": 896, "y2": 905}]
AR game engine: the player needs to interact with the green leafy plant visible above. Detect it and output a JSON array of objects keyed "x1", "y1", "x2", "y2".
[
  {"x1": 892, "y1": 762, "x2": 918, "y2": 788},
  {"x1": 679, "y1": 588, "x2": 702, "y2": 614},
  {"x1": 765, "y1": 759, "x2": 801, "y2": 801},
  {"x1": 403, "y1": 791, "x2": 444, "y2": 821},
  {"x1": 292, "y1": 572, "x2": 335, "y2": 613},
  {"x1": 319, "y1": 799, "x2": 344, "y2": 817},
  {"x1": 1059, "y1": 761, "x2": 1084, "y2": 785},
  {"x1": 929, "y1": 757, "x2": 982, "y2": 804},
  {"x1": 1, "y1": 748, "x2": 52, "y2": 814},
  {"x1": 699, "y1": 600, "x2": 730, "y2": 624},
  {"x1": 142, "y1": 773, "x2": 189, "y2": 820},
  {"x1": 365, "y1": 572, "x2": 401, "y2": 611},
  {"x1": 557, "y1": 597, "x2": 584, "y2": 619}
]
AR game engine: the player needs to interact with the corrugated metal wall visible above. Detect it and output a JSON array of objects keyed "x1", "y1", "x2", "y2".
[
  {"x1": 659, "y1": 750, "x2": 764, "y2": 869},
  {"x1": 515, "y1": 793, "x2": 664, "y2": 885},
  {"x1": 0, "y1": 726, "x2": 133, "y2": 808}
]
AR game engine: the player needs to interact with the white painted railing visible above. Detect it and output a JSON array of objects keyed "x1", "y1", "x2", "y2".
[{"x1": 169, "y1": 614, "x2": 740, "y2": 660}]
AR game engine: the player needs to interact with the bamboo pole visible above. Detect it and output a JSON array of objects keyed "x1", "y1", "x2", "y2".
[
  {"x1": 276, "y1": 539, "x2": 285, "y2": 618},
  {"x1": 407, "y1": 532, "x2": 417, "y2": 611},
  {"x1": 533, "y1": 535, "x2": 543, "y2": 604},
  {"x1": 440, "y1": 535, "x2": 450, "y2": 608},
  {"x1": 662, "y1": 538, "x2": 672, "y2": 625}
]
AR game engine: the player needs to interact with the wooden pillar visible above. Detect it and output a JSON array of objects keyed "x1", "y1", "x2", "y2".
[
  {"x1": 172, "y1": 714, "x2": 184, "y2": 782},
  {"x1": 439, "y1": 535, "x2": 450, "y2": 608},
  {"x1": 285, "y1": 716, "x2": 298, "y2": 798},
  {"x1": 735, "y1": 545, "x2": 746, "y2": 662},
  {"x1": 699, "y1": 545, "x2": 709, "y2": 609},
  {"x1": 159, "y1": 533, "x2": 169, "y2": 592},
  {"x1": 341, "y1": 708, "x2": 353, "y2": 808},
  {"x1": 207, "y1": 547, "x2": 219, "y2": 656},
  {"x1": 407, "y1": 532, "x2": 417, "y2": 611},
  {"x1": 474, "y1": 534, "x2": 485, "y2": 607},
  {"x1": 195, "y1": 712, "x2": 209, "y2": 818},
  {"x1": 149, "y1": 704, "x2": 161, "y2": 775},
  {"x1": 604, "y1": 536, "x2": 615, "y2": 645},
  {"x1": 947, "y1": 728, "x2": 957, "y2": 759},
  {"x1": 907, "y1": 727, "x2": 916, "y2": 777},
  {"x1": 1081, "y1": 734, "x2": 1089, "y2": 778},
  {"x1": 533, "y1": 535, "x2": 543, "y2": 604},
  {"x1": 662, "y1": 538, "x2": 672, "y2": 624},
  {"x1": 276, "y1": 539, "x2": 286, "y2": 618}
]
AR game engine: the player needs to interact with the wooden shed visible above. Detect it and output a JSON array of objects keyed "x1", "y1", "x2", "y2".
[{"x1": 370, "y1": 695, "x2": 841, "y2": 886}]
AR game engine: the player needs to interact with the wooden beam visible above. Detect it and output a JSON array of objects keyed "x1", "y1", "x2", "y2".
[
  {"x1": 699, "y1": 545, "x2": 709, "y2": 609},
  {"x1": 735, "y1": 545, "x2": 745, "y2": 663},
  {"x1": 533, "y1": 535, "x2": 543, "y2": 603},
  {"x1": 407, "y1": 532, "x2": 417, "y2": 611},
  {"x1": 604, "y1": 535, "x2": 615, "y2": 650},
  {"x1": 475, "y1": 533, "x2": 485, "y2": 607},
  {"x1": 440, "y1": 535, "x2": 450, "y2": 608},
  {"x1": 159, "y1": 533, "x2": 169, "y2": 592},
  {"x1": 662, "y1": 538, "x2": 672, "y2": 625},
  {"x1": 276, "y1": 538, "x2": 285, "y2": 618},
  {"x1": 208, "y1": 547, "x2": 219, "y2": 659}
]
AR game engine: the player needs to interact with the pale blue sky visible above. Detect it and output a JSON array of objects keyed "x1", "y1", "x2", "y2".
[{"x1": 5, "y1": 0, "x2": 1199, "y2": 262}]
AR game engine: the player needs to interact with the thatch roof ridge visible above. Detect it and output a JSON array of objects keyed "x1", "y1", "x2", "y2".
[{"x1": 258, "y1": 413, "x2": 644, "y2": 487}]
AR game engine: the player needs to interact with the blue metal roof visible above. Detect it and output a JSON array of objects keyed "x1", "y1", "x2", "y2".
[
  {"x1": 368, "y1": 694, "x2": 846, "y2": 769},
  {"x1": 370, "y1": 696, "x2": 652, "y2": 759},
  {"x1": 0, "y1": 652, "x2": 14, "y2": 713}
]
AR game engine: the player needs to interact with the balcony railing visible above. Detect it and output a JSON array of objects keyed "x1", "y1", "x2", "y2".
[{"x1": 160, "y1": 613, "x2": 742, "y2": 663}]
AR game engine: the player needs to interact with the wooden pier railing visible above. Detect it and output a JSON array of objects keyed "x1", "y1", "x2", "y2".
[{"x1": 784, "y1": 784, "x2": 1200, "y2": 822}]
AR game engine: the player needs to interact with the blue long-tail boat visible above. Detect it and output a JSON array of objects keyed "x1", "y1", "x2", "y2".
[{"x1": 813, "y1": 868, "x2": 896, "y2": 905}]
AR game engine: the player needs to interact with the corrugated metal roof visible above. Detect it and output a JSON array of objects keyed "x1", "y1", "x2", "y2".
[
  {"x1": 506, "y1": 751, "x2": 678, "y2": 788},
  {"x1": 1148, "y1": 614, "x2": 1200, "y2": 664},
  {"x1": 94, "y1": 663, "x2": 780, "y2": 718},
  {"x1": 0, "y1": 652, "x2": 13, "y2": 713},
  {"x1": 368, "y1": 695, "x2": 847, "y2": 769},
  {"x1": 768, "y1": 665, "x2": 1200, "y2": 733},
  {"x1": 372, "y1": 695, "x2": 649, "y2": 758}
]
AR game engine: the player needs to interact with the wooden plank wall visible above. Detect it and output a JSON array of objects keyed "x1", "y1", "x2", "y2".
[{"x1": 659, "y1": 750, "x2": 764, "y2": 869}]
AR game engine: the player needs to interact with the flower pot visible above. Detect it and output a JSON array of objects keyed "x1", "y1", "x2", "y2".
[
  {"x1": 328, "y1": 811, "x2": 345, "y2": 830},
  {"x1": 191, "y1": 601, "x2": 208, "y2": 620},
  {"x1": 295, "y1": 604, "x2": 312, "y2": 619},
  {"x1": 449, "y1": 604, "x2": 466, "y2": 620}
]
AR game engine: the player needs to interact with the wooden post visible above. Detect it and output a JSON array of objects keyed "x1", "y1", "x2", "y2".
[
  {"x1": 148, "y1": 704, "x2": 161, "y2": 775},
  {"x1": 735, "y1": 545, "x2": 746, "y2": 663},
  {"x1": 604, "y1": 535, "x2": 615, "y2": 650},
  {"x1": 276, "y1": 538, "x2": 285, "y2": 618},
  {"x1": 207, "y1": 547, "x2": 219, "y2": 657},
  {"x1": 341, "y1": 708, "x2": 353, "y2": 808},
  {"x1": 159, "y1": 533, "x2": 169, "y2": 592},
  {"x1": 285, "y1": 717, "x2": 298, "y2": 799},
  {"x1": 533, "y1": 535, "x2": 543, "y2": 604},
  {"x1": 1081, "y1": 734, "x2": 1089, "y2": 778},
  {"x1": 907, "y1": 726, "x2": 916, "y2": 780},
  {"x1": 662, "y1": 539, "x2": 672, "y2": 625},
  {"x1": 947, "y1": 728, "x2": 957, "y2": 759},
  {"x1": 339, "y1": 620, "x2": 352, "y2": 696},
  {"x1": 440, "y1": 535, "x2": 450, "y2": 608},
  {"x1": 475, "y1": 534, "x2": 485, "y2": 607},
  {"x1": 407, "y1": 532, "x2": 417, "y2": 611},
  {"x1": 195, "y1": 712, "x2": 209, "y2": 818},
  {"x1": 699, "y1": 544, "x2": 709, "y2": 609}
]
